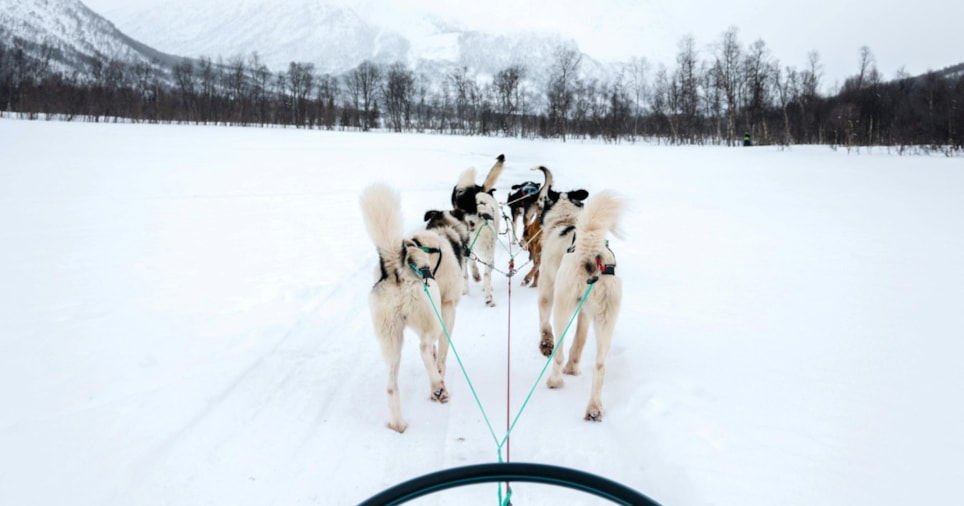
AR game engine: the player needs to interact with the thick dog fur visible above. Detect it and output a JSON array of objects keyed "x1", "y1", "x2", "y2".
[
  {"x1": 531, "y1": 165, "x2": 590, "y2": 357},
  {"x1": 520, "y1": 216, "x2": 543, "y2": 287},
  {"x1": 546, "y1": 190, "x2": 625, "y2": 422},
  {"x1": 451, "y1": 155, "x2": 504, "y2": 307},
  {"x1": 360, "y1": 184, "x2": 464, "y2": 433}
]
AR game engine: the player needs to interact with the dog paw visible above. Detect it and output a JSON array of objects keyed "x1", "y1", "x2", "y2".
[
  {"x1": 473, "y1": 272, "x2": 481, "y2": 282},
  {"x1": 547, "y1": 375, "x2": 564, "y2": 389},
  {"x1": 539, "y1": 339, "x2": 554, "y2": 357},
  {"x1": 584, "y1": 409, "x2": 603, "y2": 422},
  {"x1": 387, "y1": 420, "x2": 409, "y2": 433},
  {"x1": 520, "y1": 278, "x2": 530, "y2": 287},
  {"x1": 485, "y1": 297, "x2": 496, "y2": 307},
  {"x1": 584, "y1": 402, "x2": 603, "y2": 422},
  {"x1": 431, "y1": 387, "x2": 449, "y2": 403}
]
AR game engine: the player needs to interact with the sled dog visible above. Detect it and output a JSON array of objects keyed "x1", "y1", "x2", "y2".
[
  {"x1": 531, "y1": 165, "x2": 590, "y2": 357},
  {"x1": 546, "y1": 190, "x2": 626, "y2": 422},
  {"x1": 451, "y1": 154, "x2": 504, "y2": 306},
  {"x1": 359, "y1": 183, "x2": 464, "y2": 433},
  {"x1": 506, "y1": 180, "x2": 542, "y2": 244}
]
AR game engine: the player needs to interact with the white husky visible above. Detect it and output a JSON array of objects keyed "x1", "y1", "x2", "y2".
[
  {"x1": 359, "y1": 183, "x2": 464, "y2": 433},
  {"x1": 532, "y1": 165, "x2": 590, "y2": 357},
  {"x1": 545, "y1": 190, "x2": 626, "y2": 422}
]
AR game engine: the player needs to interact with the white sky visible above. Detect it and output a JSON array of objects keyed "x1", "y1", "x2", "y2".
[{"x1": 84, "y1": 0, "x2": 963, "y2": 90}]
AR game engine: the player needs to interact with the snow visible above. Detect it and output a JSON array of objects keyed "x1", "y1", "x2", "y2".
[{"x1": 1, "y1": 117, "x2": 963, "y2": 505}]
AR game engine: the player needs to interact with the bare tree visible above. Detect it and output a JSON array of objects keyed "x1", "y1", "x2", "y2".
[
  {"x1": 287, "y1": 61, "x2": 315, "y2": 127},
  {"x1": 650, "y1": 64, "x2": 675, "y2": 143},
  {"x1": 546, "y1": 46, "x2": 582, "y2": 141},
  {"x1": 382, "y1": 62, "x2": 414, "y2": 132},
  {"x1": 711, "y1": 26, "x2": 743, "y2": 145},
  {"x1": 316, "y1": 73, "x2": 339, "y2": 130},
  {"x1": 797, "y1": 50, "x2": 822, "y2": 143},
  {"x1": 742, "y1": 39, "x2": 776, "y2": 143},
  {"x1": 447, "y1": 66, "x2": 474, "y2": 132},
  {"x1": 493, "y1": 64, "x2": 524, "y2": 135},
  {"x1": 774, "y1": 65, "x2": 799, "y2": 145},
  {"x1": 345, "y1": 60, "x2": 382, "y2": 130},
  {"x1": 224, "y1": 56, "x2": 247, "y2": 125},
  {"x1": 624, "y1": 56, "x2": 650, "y2": 139},
  {"x1": 856, "y1": 46, "x2": 874, "y2": 90},
  {"x1": 248, "y1": 52, "x2": 271, "y2": 127},
  {"x1": 673, "y1": 35, "x2": 702, "y2": 143}
]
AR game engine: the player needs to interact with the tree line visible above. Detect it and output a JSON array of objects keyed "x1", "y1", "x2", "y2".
[{"x1": 2, "y1": 27, "x2": 962, "y2": 151}]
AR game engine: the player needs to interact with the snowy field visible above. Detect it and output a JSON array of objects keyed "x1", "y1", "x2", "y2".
[{"x1": 1, "y1": 118, "x2": 962, "y2": 505}]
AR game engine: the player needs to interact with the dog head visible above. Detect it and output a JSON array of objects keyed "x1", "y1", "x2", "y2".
[{"x1": 541, "y1": 187, "x2": 589, "y2": 222}]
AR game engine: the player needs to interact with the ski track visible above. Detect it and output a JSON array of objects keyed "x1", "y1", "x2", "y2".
[{"x1": 114, "y1": 253, "x2": 375, "y2": 504}]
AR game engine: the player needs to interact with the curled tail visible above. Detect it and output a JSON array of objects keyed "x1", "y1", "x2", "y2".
[
  {"x1": 532, "y1": 165, "x2": 553, "y2": 202},
  {"x1": 360, "y1": 183, "x2": 404, "y2": 274},
  {"x1": 574, "y1": 190, "x2": 625, "y2": 256}
]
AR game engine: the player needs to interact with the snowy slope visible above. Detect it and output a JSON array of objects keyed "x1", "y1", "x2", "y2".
[
  {"x1": 0, "y1": 0, "x2": 185, "y2": 76},
  {"x1": 98, "y1": 0, "x2": 602, "y2": 79},
  {"x1": 1, "y1": 118, "x2": 963, "y2": 505}
]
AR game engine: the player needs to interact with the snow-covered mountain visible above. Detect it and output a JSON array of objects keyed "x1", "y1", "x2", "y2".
[
  {"x1": 98, "y1": 0, "x2": 609, "y2": 82},
  {"x1": 0, "y1": 0, "x2": 186, "y2": 79},
  {"x1": 2, "y1": 0, "x2": 612, "y2": 91}
]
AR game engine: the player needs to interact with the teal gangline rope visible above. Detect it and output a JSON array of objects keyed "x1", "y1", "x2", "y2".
[
  {"x1": 418, "y1": 230, "x2": 595, "y2": 506},
  {"x1": 498, "y1": 282, "x2": 594, "y2": 452},
  {"x1": 466, "y1": 219, "x2": 488, "y2": 258},
  {"x1": 420, "y1": 281, "x2": 501, "y2": 448}
]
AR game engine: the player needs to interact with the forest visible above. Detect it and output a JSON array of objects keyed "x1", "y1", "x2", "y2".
[{"x1": 2, "y1": 27, "x2": 962, "y2": 152}]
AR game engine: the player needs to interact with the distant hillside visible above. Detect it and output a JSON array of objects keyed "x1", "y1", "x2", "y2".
[
  {"x1": 100, "y1": 0, "x2": 609, "y2": 84},
  {"x1": 0, "y1": 0, "x2": 187, "y2": 80}
]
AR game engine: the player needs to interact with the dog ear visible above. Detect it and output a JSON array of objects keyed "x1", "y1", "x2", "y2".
[
  {"x1": 511, "y1": 183, "x2": 523, "y2": 190},
  {"x1": 569, "y1": 189, "x2": 590, "y2": 202},
  {"x1": 424, "y1": 210, "x2": 440, "y2": 222}
]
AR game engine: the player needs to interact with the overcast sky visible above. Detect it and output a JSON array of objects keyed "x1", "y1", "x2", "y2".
[{"x1": 83, "y1": 0, "x2": 963, "y2": 90}]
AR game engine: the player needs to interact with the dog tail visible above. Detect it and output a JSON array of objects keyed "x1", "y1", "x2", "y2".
[
  {"x1": 482, "y1": 154, "x2": 505, "y2": 192},
  {"x1": 532, "y1": 165, "x2": 553, "y2": 201},
  {"x1": 455, "y1": 167, "x2": 477, "y2": 190},
  {"x1": 360, "y1": 183, "x2": 404, "y2": 267},
  {"x1": 574, "y1": 190, "x2": 625, "y2": 254}
]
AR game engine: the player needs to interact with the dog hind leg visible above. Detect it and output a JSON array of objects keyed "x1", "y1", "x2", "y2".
[
  {"x1": 585, "y1": 316, "x2": 616, "y2": 422},
  {"x1": 547, "y1": 296, "x2": 582, "y2": 388},
  {"x1": 436, "y1": 300, "x2": 457, "y2": 377},
  {"x1": 420, "y1": 336, "x2": 449, "y2": 403},
  {"x1": 537, "y1": 278, "x2": 556, "y2": 356},
  {"x1": 563, "y1": 313, "x2": 590, "y2": 376},
  {"x1": 482, "y1": 265, "x2": 495, "y2": 307},
  {"x1": 377, "y1": 319, "x2": 407, "y2": 433}
]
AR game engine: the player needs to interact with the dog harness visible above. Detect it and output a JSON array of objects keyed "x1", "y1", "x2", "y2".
[
  {"x1": 408, "y1": 238, "x2": 443, "y2": 280},
  {"x1": 565, "y1": 233, "x2": 617, "y2": 283}
]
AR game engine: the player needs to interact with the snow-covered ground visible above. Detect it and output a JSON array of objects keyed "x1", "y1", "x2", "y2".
[{"x1": 1, "y1": 118, "x2": 962, "y2": 505}]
